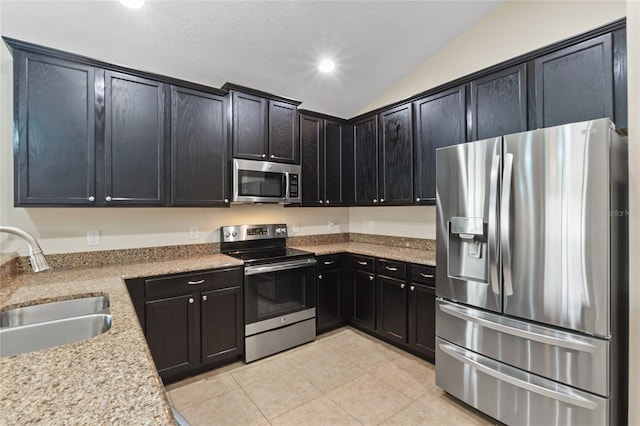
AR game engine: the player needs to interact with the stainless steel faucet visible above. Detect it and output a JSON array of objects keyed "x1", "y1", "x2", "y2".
[{"x1": 0, "y1": 226, "x2": 50, "y2": 272}]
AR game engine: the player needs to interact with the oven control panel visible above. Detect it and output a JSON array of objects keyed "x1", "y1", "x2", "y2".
[{"x1": 221, "y1": 224, "x2": 288, "y2": 243}]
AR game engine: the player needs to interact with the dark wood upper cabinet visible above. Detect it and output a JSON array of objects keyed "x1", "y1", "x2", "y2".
[
  {"x1": 231, "y1": 91, "x2": 267, "y2": 161},
  {"x1": 230, "y1": 88, "x2": 300, "y2": 164},
  {"x1": 378, "y1": 103, "x2": 413, "y2": 205},
  {"x1": 170, "y1": 86, "x2": 229, "y2": 206},
  {"x1": 269, "y1": 100, "x2": 299, "y2": 163},
  {"x1": 612, "y1": 27, "x2": 627, "y2": 129},
  {"x1": 13, "y1": 51, "x2": 96, "y2": 206},
  {"x1": 352, "y1": 116, "x2": 379, "y2": 206},
  {"x1": 104, "y1": 71, "x2": 166, "y2": 206},
  {"x1": 533, "y1": 33, "x2": 613, "y2": 129},
  {"x1": 470, "y1": 64, "x2": 527, "y2": 140},
  {"x1": 413, "y1": 85, "x2": 467, "y2": 204},
  {"x1": 300, "y1": 113, "x2": 345, "y2": 206}
]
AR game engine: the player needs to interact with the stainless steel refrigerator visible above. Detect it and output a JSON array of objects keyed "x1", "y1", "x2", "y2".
[{"x1": 435, "y1": 118, "x2": 628, "y2": 425}]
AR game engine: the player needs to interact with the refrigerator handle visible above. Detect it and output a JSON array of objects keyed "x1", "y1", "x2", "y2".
[
  {"x1": 438, "y1": 342, "x2": 598, "y2": 410},
  {"x1": 488, "y1": 155, "x2": 501, "y2": 295},
  {"x1": 500, "y1": 153, "x2": 514, "y2": 296}
]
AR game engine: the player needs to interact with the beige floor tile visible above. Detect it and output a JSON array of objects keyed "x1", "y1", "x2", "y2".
[
  {"x1": 298, "y1": 349, "x2": 367, "y2": 393},
  {"x1": 370, "y1": 355, "x2": 435, "y2": 400},
  {"x1": 270, "y1": 395, "x2": 362, "y2": 426},
  {"x1": 328, "y1": 373, "x2": 412, "y2": 425},
  {"x1": 242, "y1": 368, "x2": 323, "y2": 420},
  {"x1": 229, "y1": 355, "x2": 292, "y2": 387},
  {"x1": 168, "y1": 372, "x2": 240, "y2": 409},
  {"x1": 334, "y1": 336, "x2": 402, "y2": 371},
  {"x1": 179, "y1": 387, "x2": 267, "y2": 426}
]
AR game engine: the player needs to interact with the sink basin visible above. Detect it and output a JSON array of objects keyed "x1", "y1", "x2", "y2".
[
  {"x1": 0, "y1": 313, "x2": 112, "y2": 358},
  {"x1": 0, "y1": 296, "x2": 110, "y2": 327}
]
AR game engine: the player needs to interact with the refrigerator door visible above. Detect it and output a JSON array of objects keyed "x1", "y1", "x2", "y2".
[
  {"x1": 502, "y1": 119, "x2": 611, "y2": 337},
  {"x1": 436, "y1": 137, "x2": 501, "y2": 312},
  {"x1": 436, "y1": 338, "x2": 609, "y2": 426}
]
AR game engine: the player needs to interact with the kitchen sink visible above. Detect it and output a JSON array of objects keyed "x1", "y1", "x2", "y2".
[
  {"x1": 0, "y1": 295, "x2": 110, "y2": 327},
  {"x1": 0, "y1": 296, "x2": 112, "y2": 358}
]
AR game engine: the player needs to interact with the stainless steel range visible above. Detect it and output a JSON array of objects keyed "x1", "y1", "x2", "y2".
[{"x1": 220, "y1": 224, "x2": 316, "y2": 363}]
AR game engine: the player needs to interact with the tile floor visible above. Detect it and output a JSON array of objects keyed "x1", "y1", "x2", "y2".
[{"x1": 165, "y1": 327, "x2": 497, "y2": 426}]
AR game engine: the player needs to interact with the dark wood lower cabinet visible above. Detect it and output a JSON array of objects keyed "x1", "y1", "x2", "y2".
[
  {"x1": 126, "y1": 267, "x2": 243, "y2": 383},
  {"x1": 408, "y1": 283, "x2": 436, "y2": 362},
  {"x1": 352, "y1": 269, "x2": 376, "y2": 331},
  {"x1": 377, "y1": 276, "x2": 408, "y2": 344}
]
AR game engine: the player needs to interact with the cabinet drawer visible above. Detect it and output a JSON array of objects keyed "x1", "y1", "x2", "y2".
[
  {"x1": 411, "y1": 264, "x2": 435, "y2": 286},
  {"x1": 144, "y1": 268, "x2": 242, "y2": 299},
  {"x1": 377, "y1": 259, "x2": 407, "y2": 280},
  {"x1": 317, "y1": 254, "x2": 343, "y2": 272},
  {"x1": 351, "y1": 255, "x2": 375, "y2": 272}
]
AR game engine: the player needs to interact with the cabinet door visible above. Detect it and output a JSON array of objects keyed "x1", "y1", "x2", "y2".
[
  {"x1": 352, "y1": 116, "x2": 378, "y2": 206},
  {"x1": 533, "y1": 33, "x2": 613, "y2": 128},
  {"x1": 171, "y1": 86, "x2": 228, "y2": 206},
  {"x1": 413, "y1": 86, "x2": 466, "y2": 204},
  {"x1": 269, "y1": 100, "x2": 299, "y2": 163},
  {"x1": 324, "y1": 120, "x2": 344, "y2": 206},
  {"x1": 300, "y1": 114, "x2": 323, "y2": 206},
  {"x1": 377, "y1": 276, "x2": 408, "y2": 344},
  {"x1": 231, "y1": 91, "x2": 267, "y2": 160},
  {"x1": 470, "y1": 64, "x2": 527, "y2": 140},
  {"x1": 201, "y1": 286, "x2": 243, "y2": 365},
  {"x1": 378, "y1": 104, "x2": 413, "y2": 205},
  {"x1": 408, "y1": 283, "x2": 436, "y2": 362},
  {"x1": 104, "y1": 71, "x2": 166, "y2": 205},
  {"x1": 317, "y1": 269, "x2": 342, "y2": 331},
  {"x1": 14, "y1": 51, "x2": 96, "y2": 206},
  {"x1": 145, "y1": 294, "x2": 199, "y2": 379},
  {"x1": 352, "y1": 270, "x2": 376, "y2": 331}
]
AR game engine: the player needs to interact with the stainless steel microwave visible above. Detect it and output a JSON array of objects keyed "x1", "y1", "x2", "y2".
[{"x1": 232, "y1": 159, "x2": 301, "y2": 203}]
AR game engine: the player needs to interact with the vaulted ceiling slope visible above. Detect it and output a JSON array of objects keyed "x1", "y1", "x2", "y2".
[{"x1": 0, "y1": 0, "x2": 504, "y2": 118}]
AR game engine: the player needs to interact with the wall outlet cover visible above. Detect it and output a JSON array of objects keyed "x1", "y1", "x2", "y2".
[
  {"x1": 189, "y1": 226, "x2": 199, "y2": 240},
  {"x1": 87, "y1": 230, "x2": 100, "y2": 246}
]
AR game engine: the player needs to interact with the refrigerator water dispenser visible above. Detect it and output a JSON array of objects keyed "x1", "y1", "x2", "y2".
[{"x1": 447, "y1": 217, "x2": 487, "y2": 282}]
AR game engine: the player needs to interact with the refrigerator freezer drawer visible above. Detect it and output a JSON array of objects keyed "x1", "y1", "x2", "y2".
[
  {"x1": 436, "y1": 338, "x2": 609, "y2": 426},
  {"x1": 436, "y1": 299, "x2": 609, "y2": 396}
]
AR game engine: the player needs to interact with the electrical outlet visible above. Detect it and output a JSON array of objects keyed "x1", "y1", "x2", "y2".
[
  {"x1": 189, "y1": 226, "x2": 199, "y2": 240},
  {"x1": 87, "y1": 230, "x2": 100, "y2": 246},
  {"x1": 367, "y1": 220, "x2": 375, "y2": 231},
  {"x1": 328, "y1": 221, "x2": 335, "y2": 231},
  {"x1": 292, "y1": 222, "x2": 300, "y2": 233}
]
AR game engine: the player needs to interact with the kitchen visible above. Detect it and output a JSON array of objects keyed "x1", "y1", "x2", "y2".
[{"x1": 1, "y1": 1, "x2": 638, "y2": 425}]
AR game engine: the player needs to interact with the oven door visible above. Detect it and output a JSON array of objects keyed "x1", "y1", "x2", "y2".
[{"x1": 244, "y1": 258, "x2": 316, "y2": 331}]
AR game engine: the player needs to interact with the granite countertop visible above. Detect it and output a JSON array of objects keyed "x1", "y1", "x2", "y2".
[
  {"x1": 0, "y1": 238, "x2": 434, "y2": 424},
  {"x1": 291, "y1": 242, "x2": 436, "y2": 266},
  {"x1": 0, "y1": 254, "x2": 243, "y2": 425}
]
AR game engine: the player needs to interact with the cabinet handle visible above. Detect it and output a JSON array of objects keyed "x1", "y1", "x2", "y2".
[
  {"x1": 369, "y1": 275, "x2": 374, "y2": 281},
  {"x1": 420, "y1": 273, "x2": 434, "y2": 278},
  {"x1": 88, "y1": 196, "x2": 95, "y2": 202},
  {"x1": 323, "y1": 260, "x2": 335, "y2": 265},
  {"x1": 202, "y1": 295, "x2": 208, "y2": 301},
  {"x1": 416, "y1": 197, "x2": 421, "y2": 202},
  {"x1": 357, "y1": 261, "x2": 368, "y2": 266},
  {"x1": 319, "y1": 200, "x2": 324, "y2": 204},
  {"x1": 410, "y1": 285, "x2": 415, "y2": 291},
  {"x1": 188, "y1": 279, "x2": 205, "y2": 285},
  {"x1": 326, "y1": 200, "x2": 330, "y2": 205},
  {"x1": 188, "y1": 298, "x2": 194, "y2": 304},
  {"x1": 385, "y1": 266, "x2": 398, "y2": 271},
  {"x1": 270, "y1": 154, "x2": 275, "y2": 159},
  {"x1": 261, "y1": 153, "x2": 266, "y2": 158},
  {"x1": 224, "y1": 198, "x2": 229, "y2": 203},
  {"x1": 400, "y1": 283, "x2": 405, "y2": 289},
  {"x1": 373, "y1": 199, "x2": 378, "y2": 204},
  {"x1": 380, "y1": 198, "x2": 385, "y2": 203},
  {"x1": 318, "y1": 274, "x2": 323, "y2": 280},
  {"x1": 105, "y1": 196, "x2": 112, "y2": 202}
]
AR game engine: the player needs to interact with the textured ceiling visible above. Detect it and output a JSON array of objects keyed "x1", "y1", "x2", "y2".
[{"x1": 0, "y1": 0, "x2": 503, "y2": 118}]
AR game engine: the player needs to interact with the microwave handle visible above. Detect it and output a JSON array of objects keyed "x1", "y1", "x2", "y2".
[{"x1": 284, "y1": 172, "x2": 290, "y2": 199}]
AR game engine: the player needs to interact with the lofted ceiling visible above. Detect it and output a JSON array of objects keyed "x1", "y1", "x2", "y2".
[{"x1": 0, "y1": 0, "x2": 504, "y2": 118}]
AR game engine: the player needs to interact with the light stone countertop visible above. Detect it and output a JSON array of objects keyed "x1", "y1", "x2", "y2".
[
  {"x1": 291, "y1": 242, "x2": 436, "y2": 266},
  {"x1": 0, "y1": 254, "x2": 243, "y2": 425},
  {"x1": 0, "y1": 240, "x2": 434, "y2": 424}
]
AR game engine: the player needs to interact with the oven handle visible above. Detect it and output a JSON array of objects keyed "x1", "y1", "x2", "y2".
[{"x1": 244, "y1": 258, "x2": 317, "y2": 275}]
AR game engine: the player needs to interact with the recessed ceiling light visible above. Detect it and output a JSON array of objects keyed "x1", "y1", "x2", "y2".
[
  {"x1": 120, "y1": 0, "x2": 145, "y2": 9},
  {"x1": 318, "y1": 59, "x2": 336, "y2": 73}
]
